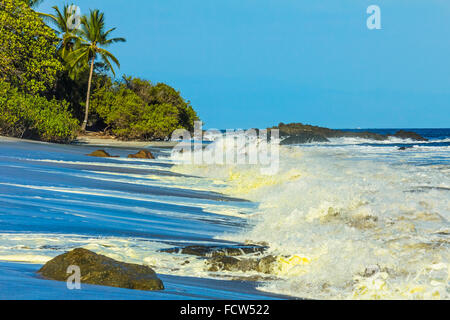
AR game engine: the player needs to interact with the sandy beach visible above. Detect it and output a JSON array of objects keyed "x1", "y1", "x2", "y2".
[{"x1": 72, "y1": 134, "x2": 179, "y2": 148}]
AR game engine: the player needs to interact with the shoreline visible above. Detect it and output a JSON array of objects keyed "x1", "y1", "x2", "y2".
[
  {"x1": 0, "y1": 137, "x2": 285, "y2": 300},
  {"x1": 0, "y1": 261, "x2": 292, "y2": 300},
  {"x1": 0, "y1": 131, "x2": 448, "y2": 299},
  {"x1": 0, "y1": 135, "x2": 178, "y2": 148},
  {"x1": 72, "y1": 136, "x2": 178, "y2": 148}
]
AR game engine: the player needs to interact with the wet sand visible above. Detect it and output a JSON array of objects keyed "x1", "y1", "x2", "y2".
[{"x1": 0, "y1": 261, "x2": 292, "y2": 300}]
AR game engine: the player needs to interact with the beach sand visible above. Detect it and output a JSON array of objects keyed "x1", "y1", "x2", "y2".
[
  {"x1": 0, "y1": 261, "x2": 290, "y2": 300},
  {"x1": 72, "y1": 134, "x2": 178, "y2": 148}
]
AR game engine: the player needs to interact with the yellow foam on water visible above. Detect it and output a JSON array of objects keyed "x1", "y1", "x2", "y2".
[
  {"x1": 409, "y1": 286, "x2": 425, "y2": 294},
  {"x1": 275, "y1": 254, "x2": 311, "y2": 276},
  {"x1": 352, "y1": 267, "x2": 448, "y2": 300},
  {"x1": 226, "y1": 168, "x2": 302, "y2": 195},
  {"x1": 278, "y1": 255, "x2": 311, "y2": 265}
]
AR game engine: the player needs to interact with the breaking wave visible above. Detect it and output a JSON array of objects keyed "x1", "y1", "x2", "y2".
[{"x1": 172, "y1": 137, "x2": 450, "y2": 299}]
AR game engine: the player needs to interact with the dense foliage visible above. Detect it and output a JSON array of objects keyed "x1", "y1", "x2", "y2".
[
  {"x1": 0, "y1": 82, "x2": 79, "y2": 142},
  {"x1": 0, "y1": 0, "x2": 200, "y2": 143},
  {"x1": 0, "y1": 0, "x2": 63, "y2": 93},
  {"x1": 90, "y1": 77, "x2": 199, "y2": 140}
]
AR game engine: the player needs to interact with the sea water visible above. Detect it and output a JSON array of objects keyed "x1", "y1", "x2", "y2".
[
  {"x1": 0, "y1": 129, "x2": 448, "y2": 299},
  {"x1": 172, "y1": 129, "x2": 450, "y2": 299}
]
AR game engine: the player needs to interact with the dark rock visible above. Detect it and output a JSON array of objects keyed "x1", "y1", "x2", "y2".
[
  {"x1": 128, "y1": 150, "x2": 155, "y2": 159},
  {"x1": 256, "y1": 255, "x2": 277, "y2": 274},
  {"x1": 207, "y1": 255, "x2": 276, "y2": 274},
  {"x1": 207, "y1": 256, "x2": 248, "y2": 272},
  {"x1": 340, "y1": 131, "x2": 387, "y2": 141},
  {"x1": 398, "y1": 146, "x2": 414, "y2": 151},
  {"x1": 38, "y1": 248, "x2": 164, "y2": 291},
  {"x1": 391, "y1": 130, "x2": 428, "y2": 141},
  {"x1": 87, "y1": 150, "x2": 118, "y2": 157},
  {"x1": 160, "y1": 244, "x2": 268, "y2": 257},
  {"x1": 363, "y1": 265, "x2": 381, "y2": 277},
  {"x1": 271, "y1": 122, "x2": 388, "y2": 143}
]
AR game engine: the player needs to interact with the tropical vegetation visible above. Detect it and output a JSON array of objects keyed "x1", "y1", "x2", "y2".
[
  {"x1": 0, "y1": 82, "x2": 79, "y2": 142},
  {"x1": 0, "y1": 0, "x2": 199, "y2": 142},
  {"x1": 90, "y1": 76, "x2": 198, "y2": 140}
]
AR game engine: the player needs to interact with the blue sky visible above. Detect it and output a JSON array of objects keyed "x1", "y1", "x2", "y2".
[{"x1": 38, "y1": 0, "x2": 450, "y2": 129}]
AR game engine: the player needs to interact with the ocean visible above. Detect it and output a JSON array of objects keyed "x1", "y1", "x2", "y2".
[{"x1": 0, "y1": 128, "x2": 448, "y2": 300}]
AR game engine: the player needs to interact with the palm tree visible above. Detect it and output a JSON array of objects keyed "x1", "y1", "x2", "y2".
[
  {"x1": 67, "y1": 9, "x2": 125, "y2": 132},
  {"x1": 42, "y1": 5, "x2": 83, "y2": 59}
]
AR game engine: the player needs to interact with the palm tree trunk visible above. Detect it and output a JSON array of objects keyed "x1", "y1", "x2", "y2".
[{"x1": 81, "y1": 56, "x2": 95, "y2": 132}]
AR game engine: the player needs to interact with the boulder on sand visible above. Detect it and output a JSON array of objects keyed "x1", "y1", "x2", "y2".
[
  {"x1": 127, "y1": 149, "x2": 154, "y2": 159},
  {"x1": 38, "y1": 248, "x2": 164, "y2": 291},
  {"x1": 87, "y1": 150, "x2": 117, "y2": 158}
]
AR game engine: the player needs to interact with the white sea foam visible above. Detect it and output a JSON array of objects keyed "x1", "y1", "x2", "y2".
[
  {"x1": 1, "y1": 136, "x2": 448, "y2": 299},
  {"x1": 172, "y1": 138, "x2": 450, "y2": 299},
  {"x1": 0, "y1": 233, "x2": 211, "y2": 278}
]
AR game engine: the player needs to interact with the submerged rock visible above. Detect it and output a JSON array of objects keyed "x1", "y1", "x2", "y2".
[
  {"x1": 87, "y1": 150, "x2": 117, "y2": 157},
  {"x1": 398, "y1": 146, "x2": 414, "y2": 151},
  {"x1": 207, "y1": 255, "x2": 277, "y2": 274},
  {"x1": 38, "y1": 248, "x2": 164, "y2": 291},
  {"x1": 363, "y1": 265, "x2": 381, "y2": 277},
  {"x1": 160, "y1": 243, "x2": 277, "y2": 278},
  {"x1": 160, "y1": 244, "x2": 268, "y2": 257},
  {"x1": 128, "y1": 149, "x2": 155, "y2": 159},
  {"x1": 391, "y1": 130, "x2": 428, "y2": 141},
  {"x1": 161, "y1": 244, "x2": 275, "y2": 276}
]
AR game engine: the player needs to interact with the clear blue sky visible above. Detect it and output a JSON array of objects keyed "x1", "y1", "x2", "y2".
[{"x1": 38, "y1": 0, "x2": 450, "y2": 129}]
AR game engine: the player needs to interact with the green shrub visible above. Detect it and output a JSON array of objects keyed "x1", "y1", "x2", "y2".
[
  {"x1": 113, "y1": 103, "x2": 182, "y2": 140},
  {"x1": 0, "y1": 82, "x2": 79, "y2": 142},
  {"x1": 90, "y1": 77, "x2": 199, "y2": 140}
]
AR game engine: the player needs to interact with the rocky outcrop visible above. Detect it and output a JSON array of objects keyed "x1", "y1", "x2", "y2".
[
  {"x1": 38, "y1": 248, "x2": 164, "y2": 291},
  {"x1": 161, "y1": 244, "x2": 277, "y2": 276},
  {"x1": 280, "y1": 133, "x2": 329, "y2": 145},
  {"x1": 127, "y1": 150, "x2": 155, "y2": 159},
  {"x1": 273, "y1": 123, "x2": 386, "y2": 145},
  {"x1": 391, "y1": 130, "x2": 428, "y2": 141},
  {"x1": 207, "y1": 255, "x2": 276, "y2": 274},
  {"x1": 271, "y1": 123, "x2": 427, "y2": 144},
  {"x1": 86, "y1": 150, "x2": 117, "y2": 157},
  {"x1": 160, "y1": 244, "x2": 268, "y2": 257}
]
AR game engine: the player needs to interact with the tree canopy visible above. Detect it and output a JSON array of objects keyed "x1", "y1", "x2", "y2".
[
  {"x1": 90, "y1": 76, "x2": 199, "y2": 140},
  {"x1": 0, "y1": 0, "x2": 63, "y2": 93}
]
